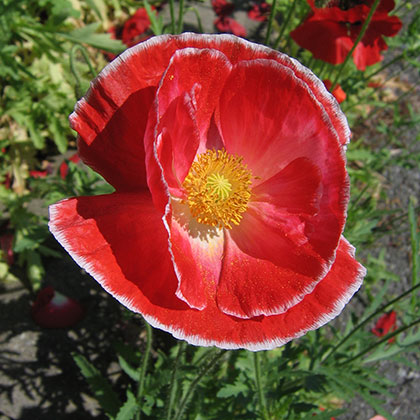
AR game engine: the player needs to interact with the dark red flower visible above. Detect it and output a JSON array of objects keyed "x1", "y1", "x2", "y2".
[
  {"x1": 372, "y1": 310, "x2": 397, "y2": 342},
  {"x1": 0, "y1": 232, "x2": 14, "y2": 266},
  {"x1": 212, "y1": 0, "x2": 247, "y2": 37},
  {"x1": 49, "y1": 34, "x2": 365, "y2": 350},
  {"x1": 106, "y1": 8, "x2": 152, "y2": 61},
  {"x1": 248, "y1": 2, "x2": 270, "y2": 22},
  {"x1": 212, "y1": 0, "x2": 235, "y2": 17},
  {"x1": 290, "y1": 0, "x2": 402, "y2": 70},
  {"x1": 2, "y1": 172, "x2": 11, "y2": 190},
  {"x1": 323, "y1": 79, "x2": 346, "y2": 103},
  {"x1": 59, "y1": 153, "x2": 81, "y2": 180},
  {"x1": 215, "y1": 16, "x2": 247, "y2": 37},
  {"x1": 122, "y1": 7, "x2": 152, "y2": 47},
  {"x1": 29, "y1": 170, "x2": 48, "y2": 178},
  {"x1": 31, "y1": 286, "x2": 84, "y2": 328}
]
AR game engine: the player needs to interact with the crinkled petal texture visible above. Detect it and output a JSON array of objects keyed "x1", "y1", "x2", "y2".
[{"x1": 50, "y1": 33, "x2": 365, "y2": 351}]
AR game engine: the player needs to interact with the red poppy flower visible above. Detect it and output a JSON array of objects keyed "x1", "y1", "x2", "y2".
[
  {"x1": 290, "y1": 0, "x2": 402, "y2": 70},
  {"x1": 106, "y1": 7, "x2": 152, "y2": 61},
  {"x1": 0, "y1": 232, "x2": 14, "y2": 266},
  {"x1": 248, "y1": 2, "x2": 270, "y2": 22},
  {"x1": 212, "y1": 0, "x2": 247, "y2": 37},
  {"x1": 214, "y1": 16, "x2": 247, "y2": 37},
  {"x1": 29, "y1": 170, "x2": 48, "y2": 178},
  {"x1": 211, "y1": 0, "x2": 235, "y2": 17},
  {"x1": 59, "y1": 153, "x2": 81, "y2": 180},
  {"x1": 121, "y1": 7, "x2": 152, "y2": 47},
  {"x1": 372, "y1": 310, "x2": 397, "y2": 342},
  {"x1": 31, "y1": 286, "x2": 84, "y2": 328},
  {"x1": 49, "y1": 33, "x2": 365, "y2": 350},
  {"x1": 323, "y1": 79, "x2": 346, "y2": 103}
]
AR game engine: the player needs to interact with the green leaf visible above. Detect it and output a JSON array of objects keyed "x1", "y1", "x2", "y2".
[
  {"x1": 115, "y1": 389, "x2": 139, "y2": 420},
  {"x1": 216, "y1": 381, "x2": 248, "y2": 398},
  {"x1": 308, "y1": 408, "x2": 346, "y2": 419},
  {"x1": 49, "y1": 116, "x2": 68, "y2": 153},
  {"x1": 26, "y1": 250, "x2": 44, "y2": 290},
  {"x1": 144, "y1": 0, "x2": 164, "y2": 35},
  {"x1": 291, "y1": 402, "x2": 317, "y2": 414},
  {"x1": 57, "y1": 23, "x2": 125, "y2": 53},
  {"x1": 73, "y1": 353, "x2": 121, "y2": 418},
  {"x1": 118, "y1": 355, "x2": 140, "y2": 382}
]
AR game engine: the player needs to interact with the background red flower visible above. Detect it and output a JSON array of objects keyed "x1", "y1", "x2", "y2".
[
  {"x1": 248, "y1": 1, "x2": 270, "y2": 22},
  {"x1": 106, "y1": 7, "x2": 152, "y2": 60},
  {"x1": 372, "y1": 310, "x2": 397, "y2": 342},
  {"x1": 212, "y1": 0, "x2": 247, "y2": 37},
  {"x1": 290, "y1": 0, "x2": 402, "y2": 70},
  {"x1": 323, "y1": 79, "x2": 347, "y2": 103}
]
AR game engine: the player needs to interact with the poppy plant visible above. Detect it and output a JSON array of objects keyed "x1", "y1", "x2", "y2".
[
  {"x1": 290, "y1": 0, "x2": 402, "y2": 70},
  {"x1": 49, "y1": 33, "x2": 366, "y2": 350}
]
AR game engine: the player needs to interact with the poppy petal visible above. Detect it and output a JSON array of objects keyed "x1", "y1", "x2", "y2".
[
  {"x1": 152, "y1": 236, "x2": 364, "y2": 350},
  {"x1": 49, "y1": 192, "x2": 188, "y2": 313},
  {"x1": 156, "y1": 47, "x2": 232, "y2": 148},
  {"x1": 169, "y1": 201, "x2": 224, "y2": 310},
  {"x1": 219, "y1": 59, "x2": 348, "y2": 263},
  {"x1": 50, "y1": 191, "x2": 364, "y2": 349},
  {"x1": 251, "y1": 157, "x2": 322, "y2": 216},
  {"x1": 216, "y1": 228, "x2": 324, "y2": 318}
]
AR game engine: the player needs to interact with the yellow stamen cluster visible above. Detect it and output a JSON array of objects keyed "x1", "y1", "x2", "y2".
[{"x1": 182, "y1": 149, "x2": 253, "y2": 229}]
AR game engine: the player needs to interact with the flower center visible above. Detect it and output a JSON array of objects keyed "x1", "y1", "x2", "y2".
[{"x1": 182, "y1": 149, "x2": 253, "y2": 229}]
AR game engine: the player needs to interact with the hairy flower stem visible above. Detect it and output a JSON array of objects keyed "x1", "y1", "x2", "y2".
[
  {"x1": 330, "y1": 0, "x2": 381, "y2": 90},
  {"x1": 321, "y1": 281, "x2": 420, "y2": 364},
  {"x1": 339, "y1": 317, "x2": 420, "y2": 366},
  {"x1": 136, "y1": 320, "x2": 153, "y2": 420},
  {"x1": 177, "y1": 0, "x2": 184, "y2": 34},
  {"x1": 364, "y1": 53, "x2": 404, "y2": 82},
  {"x1": 253, "y1": 352, "x2": 270, "y2": 420},
  {"x1": 165, "y1": 341, "x2": 186, "y2": 420},
  {"x1": 274, "y1": 0, "x2": 297, "y2": 49},
  {"x1": 169, "y1": 0, "x2": 176, "y2": 33},
  {"x1": 173, "y1": 350, "x2": 226, "y2": 420},
  {"x1": 265, "y1": 0, "x2": 278, "y2": 46},
  {"x1": 69, "y1": 45, "x2": 96, "y2": 99}
]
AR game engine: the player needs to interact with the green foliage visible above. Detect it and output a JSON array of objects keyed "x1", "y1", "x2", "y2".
[{"x1": 73, "y1": 353, "x2": 122, "y2": 418}]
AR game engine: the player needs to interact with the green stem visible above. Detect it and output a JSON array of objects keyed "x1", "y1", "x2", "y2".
[
  {"x1": 316, "y1": 60, "x2": 327, "y2": 79},
  {"x1": 306, "y1": 56, "x2": 315, "y2": 71},
  {"x1": 321, "y1": 281, "x2": 420, "y2": 364},
  {"x1": 169, "y1": 0, "x2": 176, "y2": 33},
  {"x1": 136, "y1": 320, "x2": 153, "y2": 420},
  {"x1": 253, "y1": 352, "x2": 270, "y2": 420},
  {"x1": 364, "y1": 53, "x2": 404, "y2": 82},
  {"x1": 69, "y1": 44, "x2": 96, "y2": 99},
  {"x1": 264, "y1": 0, "x2": 278, "y2": 46},
  {"x1": 177, "y1": 0, "x2": 184, "y2": 34},
  {"x1": 173, "y1": 349, "x2": 225, "y2": 420},
  {"x1": 339, "y1": 317, "x2": 420, "y2": 366},
  {"x1": 330, "y1": 0, "x2": 381, "y2": 90},
  {"x1": 187, "y1": 7, "x2": 203, "y2": 34},
  {"x1": 274, "y1": 0, "x2": 297, "y2": 50},
  {"x1": 165, "y1": 341, "x2": 186, "y2": 420},
  {"x1": 409, "y1": 197, "x2": 419, "y2": 313}
]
